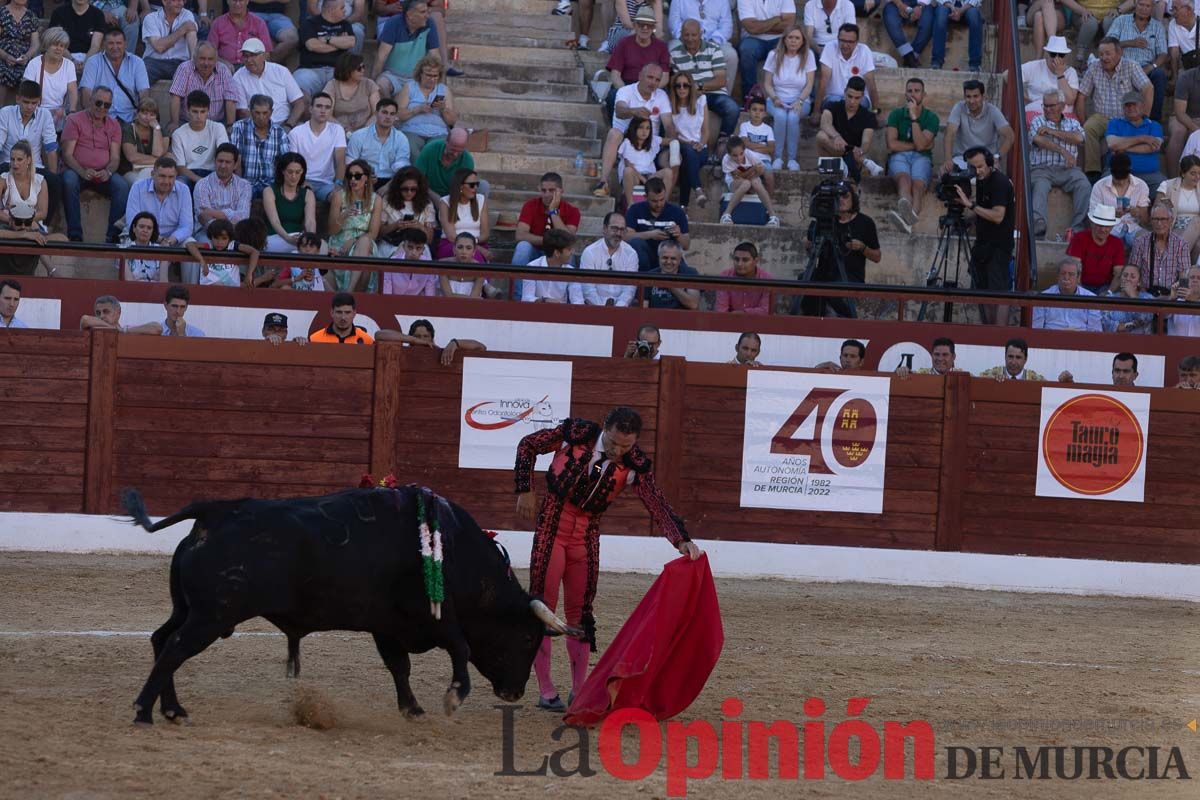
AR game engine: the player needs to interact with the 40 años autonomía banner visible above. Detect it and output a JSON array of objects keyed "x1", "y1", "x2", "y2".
[
  {"x1": 740, "y1": 371, "x2": 891, "y2": 514},
  {"x1": 458, "y1": 357, "x2": 572, "y2": 470},
  {"x1": 1035, "y1": 388, "x2": 1149, "y2": 503}
]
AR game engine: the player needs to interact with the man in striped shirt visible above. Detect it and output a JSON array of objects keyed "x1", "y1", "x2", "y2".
[
  {"x1": 669, "y1": 20, "x2": 741, "y2": 140},
  {"x1": 1029, "y1": 89, "x2": 1090, "y2": 239},
  {"x1": 168, "y1": 43, "x2": 239, "y2": 133},
  {"x1": 229, "y1": 93, "x2": 291, "y2": 197}
]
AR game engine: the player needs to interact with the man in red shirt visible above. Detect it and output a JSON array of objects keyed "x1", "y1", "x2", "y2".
[
  {"x1": 603, "y1": 5, "x2": 670, "y2": 122},
  {"x1": 511, "y1": 172, "x2": 581, "y2": 266},
  {"x1": 61, "y1": 86, "x2": 128, "y2": 243},
  {"x1": 1065, "y1": 204, "x2": 1125, "y2": 294}
]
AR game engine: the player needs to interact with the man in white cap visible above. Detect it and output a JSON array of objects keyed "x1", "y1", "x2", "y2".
[
  {"x1": 1021, "y1": 35, "x2": 1078, "y2": 116},
  {"x1": 1029, "y1": 89, "x2": 1089, "y2": 239},
  {"x1": 1065, "y1": 204, "x2": 1125, "y2": 294},
  {"x1": 232, "y1": 38, "x2": 306, "y2": 129},
  {"x1": 1032, "y1": 256, "x2": 1102, "y2": 332}
]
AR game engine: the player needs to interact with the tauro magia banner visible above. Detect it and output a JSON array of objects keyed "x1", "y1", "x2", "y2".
[{"x1": 1035, "y1": 389, "x2": 1149, "y2": 503}]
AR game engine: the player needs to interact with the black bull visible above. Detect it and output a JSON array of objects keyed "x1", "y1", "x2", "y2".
[{"x1": 123, "y1": 486, "x2": 576, "y2": 725}]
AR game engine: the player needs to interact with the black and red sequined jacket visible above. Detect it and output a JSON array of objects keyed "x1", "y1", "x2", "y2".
[{"x1": 514, "y1": 418, "x2": 690, "y2": 545}]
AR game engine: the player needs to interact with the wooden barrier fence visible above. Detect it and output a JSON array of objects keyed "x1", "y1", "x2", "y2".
[{"x1": 2, "y1": 330, "x2": 1198, "y2": 565}]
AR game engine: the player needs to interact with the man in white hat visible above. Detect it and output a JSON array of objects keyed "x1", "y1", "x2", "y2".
[
  {"x1": 1021, "y1": 35, "x2": 1078, "y2": 115},
  {"x1": 232, "y1": 38, "x2": 306, "y2": 129},
  {"x1": 1032, "y1": 256, "x2": 1102, "y2": 332},
  {"x1": 1029, "y1": 89, "x2": 1089, "y2": 239},
  {"x1": 1065, "y1": 204, "x2": 1125, "y2": 294}
]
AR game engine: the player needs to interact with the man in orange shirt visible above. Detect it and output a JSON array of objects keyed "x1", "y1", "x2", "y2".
[{"x1": 309, "y1": 292, "x2": 375, "y2": 344}]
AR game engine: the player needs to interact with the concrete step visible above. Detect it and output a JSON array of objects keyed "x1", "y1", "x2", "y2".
[
  {"x1": 461, "y1": 95, "x2": 604, "y2": 125},
  {"x1": 457, "y1": 13, "x2": 574, "y2": 33},
  {"x1": 449, "y1": 61, "x2": 584, "y2": 85},
  {"x1": 449, "y1": 76, "x2": 589, "y2": 103},
  {"x1": 455, "y1": 43, "x2": 581, "y2": 69},
  {"x1": 453, "y1": 26, "x2": 577, "y2": 50},
  {"x1": 473, "y1": 0, "x2": 564, "y2": 13},
  {"x1": 462, "y1": 111, "x2": 598, "y2": 140},
  {"x1": 485, "y1": 131, "x2": 602, "y2": 158},
  {"x1": 473, "y1": 151, "x2": 585, "y2": 175}
]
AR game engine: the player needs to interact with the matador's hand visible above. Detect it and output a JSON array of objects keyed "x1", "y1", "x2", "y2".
[
  {"x1": 678, "y1": 541, "x2": 702, "y2": 561},
  {"x1": 516, "y1": 491, "x2": 538, "y2": 524}
]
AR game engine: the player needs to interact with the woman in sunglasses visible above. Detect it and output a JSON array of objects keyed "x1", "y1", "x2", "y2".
[
  {"x1": 328, "y1": 158, "x2": 381, "y2": 292},
  {"x1": 435, "y1": 167, "x2": 490, "y2": 261},
  {"x1": 0, "y1": 139, "x2": 66, "y2": 272},
  {"x1": 668, "y1": 70, "x2": 709, "y2": 209},
  {"x1": 322, "y1": 51, "x2": 380, "y2": 132},
  {"x1": 378, "y1": 166, "x2": 436, "y2": 256}
]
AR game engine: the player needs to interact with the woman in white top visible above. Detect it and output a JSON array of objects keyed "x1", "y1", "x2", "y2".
[
  {"x1": 438, "y1": 232, "x2": 486, "y2": 298},
  {"x1": 23, "y1": 27, "x2": 74, "y2": 129},
  {"x1": 616, "y1": 117, "x2": 668, "y2": 208},
  {"x1": 1020, "y1": 36, "x2": 1077, "y2": 116},
  {"x1": 436, "y1": 167, "x2": 490, "y2": 260},
  {"x1": 0, "y1": 139, "x2": 46, "y2": 231},
  {"x1": 123, "y1": 211, "x2": 168, "y2": 282},
  {"x1": 669, "y1": 70, "x2": 710, "y2": 209},
  {"x1": 1156, "y1": 154, "x2": 1200, "y2": 258},
  {"x1": 763, "y1": 26, "x2": 816, "y2": 170}
]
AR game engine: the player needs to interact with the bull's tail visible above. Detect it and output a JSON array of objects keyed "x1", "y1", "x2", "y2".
[{"x1": 122, "y1": 488, "x2": 211, "y2": 533}]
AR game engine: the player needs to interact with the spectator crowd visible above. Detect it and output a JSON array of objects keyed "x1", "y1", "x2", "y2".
[{"x1": 0, "y1": 0, "x2": 1195, "y2": 339}]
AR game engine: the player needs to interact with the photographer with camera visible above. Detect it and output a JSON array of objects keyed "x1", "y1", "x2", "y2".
[
  {"x1": 799, "y1": 178, "x2": 879, "y2": 317},
  {"x1": 623, "y1": 323, "x2": 662, "y2": 359},
  {"x1": 956, "y1": 145, "x2": 1014, "y2": 326}
]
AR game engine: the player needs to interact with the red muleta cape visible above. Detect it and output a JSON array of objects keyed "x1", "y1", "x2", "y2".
[{"x1": 564, "y1": 553, "x2": 723, "y2": 727}]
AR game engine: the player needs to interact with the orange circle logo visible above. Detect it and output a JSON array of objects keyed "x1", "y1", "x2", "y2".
[{"x1": 1041, "y1": 394, "x2": 1144, "y2": 495}]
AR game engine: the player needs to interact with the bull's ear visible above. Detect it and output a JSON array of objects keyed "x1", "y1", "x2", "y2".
[{"x1": 530, "y1": 599, "x2": 568, "y2": 634}]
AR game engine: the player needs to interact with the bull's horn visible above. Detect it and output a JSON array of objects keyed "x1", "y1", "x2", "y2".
[{"x1": 530, "y1": 599, "x2": 568, "y2": 634}]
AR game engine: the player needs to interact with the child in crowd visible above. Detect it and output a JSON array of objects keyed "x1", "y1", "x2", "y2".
[
  {"x1": 738, "y1": 98, "x2": 776, "y2": 195},
  {"x1": 187, "y1": 219, "x2": 260, "y2": 288},
  {"x1": 384, "y1": 228, "x2": 438, "y2": 296},
  {"x1": 275, "y1": 232, "x2": 328, "y2": 291},
  {"x1": 616, "y1": 117, "x2": 669, "y2": 208},
  {"x1": 720, "y1": 137, "x2": 781, "y2": 227}
]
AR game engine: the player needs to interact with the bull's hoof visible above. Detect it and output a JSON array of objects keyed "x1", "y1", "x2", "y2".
[
  {"x1": 133, "y1": 704, "x2": 153, "y2": 726},
  {"x1": 161, "y1": 705, "x2": 189, "y2": 724},
  {"x1": 443, "y1": 683, "x2": 465, "y2": 716},
  {"x1": 285, "y1": 660, "x2": 299, "y2": 679},
  {"x1": 403, "y1": 704, "x2": 426, "y2": 720}
]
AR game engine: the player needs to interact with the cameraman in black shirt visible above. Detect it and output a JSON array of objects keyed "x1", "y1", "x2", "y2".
[
  {"x1": 799, "y1": 183, "x2": 881, "y2": 317},
  {"x1": 955, "y1": 146, "x2": 1014, "y2": 325}
]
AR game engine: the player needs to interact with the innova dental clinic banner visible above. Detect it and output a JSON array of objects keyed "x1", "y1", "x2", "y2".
[
  {"x1": 741, "y1": 371, "x2": 891, "y2": 514},
  {"x1": 458, "y1": 357, "x2": 572, "y2": 470}
]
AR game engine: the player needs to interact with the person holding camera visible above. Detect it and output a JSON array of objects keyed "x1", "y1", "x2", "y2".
[
  {"x1": 799, "y1": 181, "x2": 879, "y2": 317},
  {"x1": 623, "y1": 324, "x2": 663, "y2": 359},
  {"x1": 957, "y1": 145, "x2": 1014, "y2": 326}
]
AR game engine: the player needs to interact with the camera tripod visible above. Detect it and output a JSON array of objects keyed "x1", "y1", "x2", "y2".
[
  {"x1": 796, "y1": 223, "x2": 855, "y2": 317},
  {"x1": 917, "y1": 211, "x2": 974, "y2": 323}
]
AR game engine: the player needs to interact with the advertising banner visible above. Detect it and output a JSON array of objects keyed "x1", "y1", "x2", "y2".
[
  {"x1": 1035, "y1": 389, "x2": 1149, "y2": 502},
  {"x1": 458, "y1": 357, "x2": 572, "y2": 470},
  {"x1": 741, "y1": 371, "x2": 891, "y2": 514}
]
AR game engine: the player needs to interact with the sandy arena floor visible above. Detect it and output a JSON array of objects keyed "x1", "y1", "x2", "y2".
[{"x1": 0, "y1": 551, "x2": 1198, "y2": 799}]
